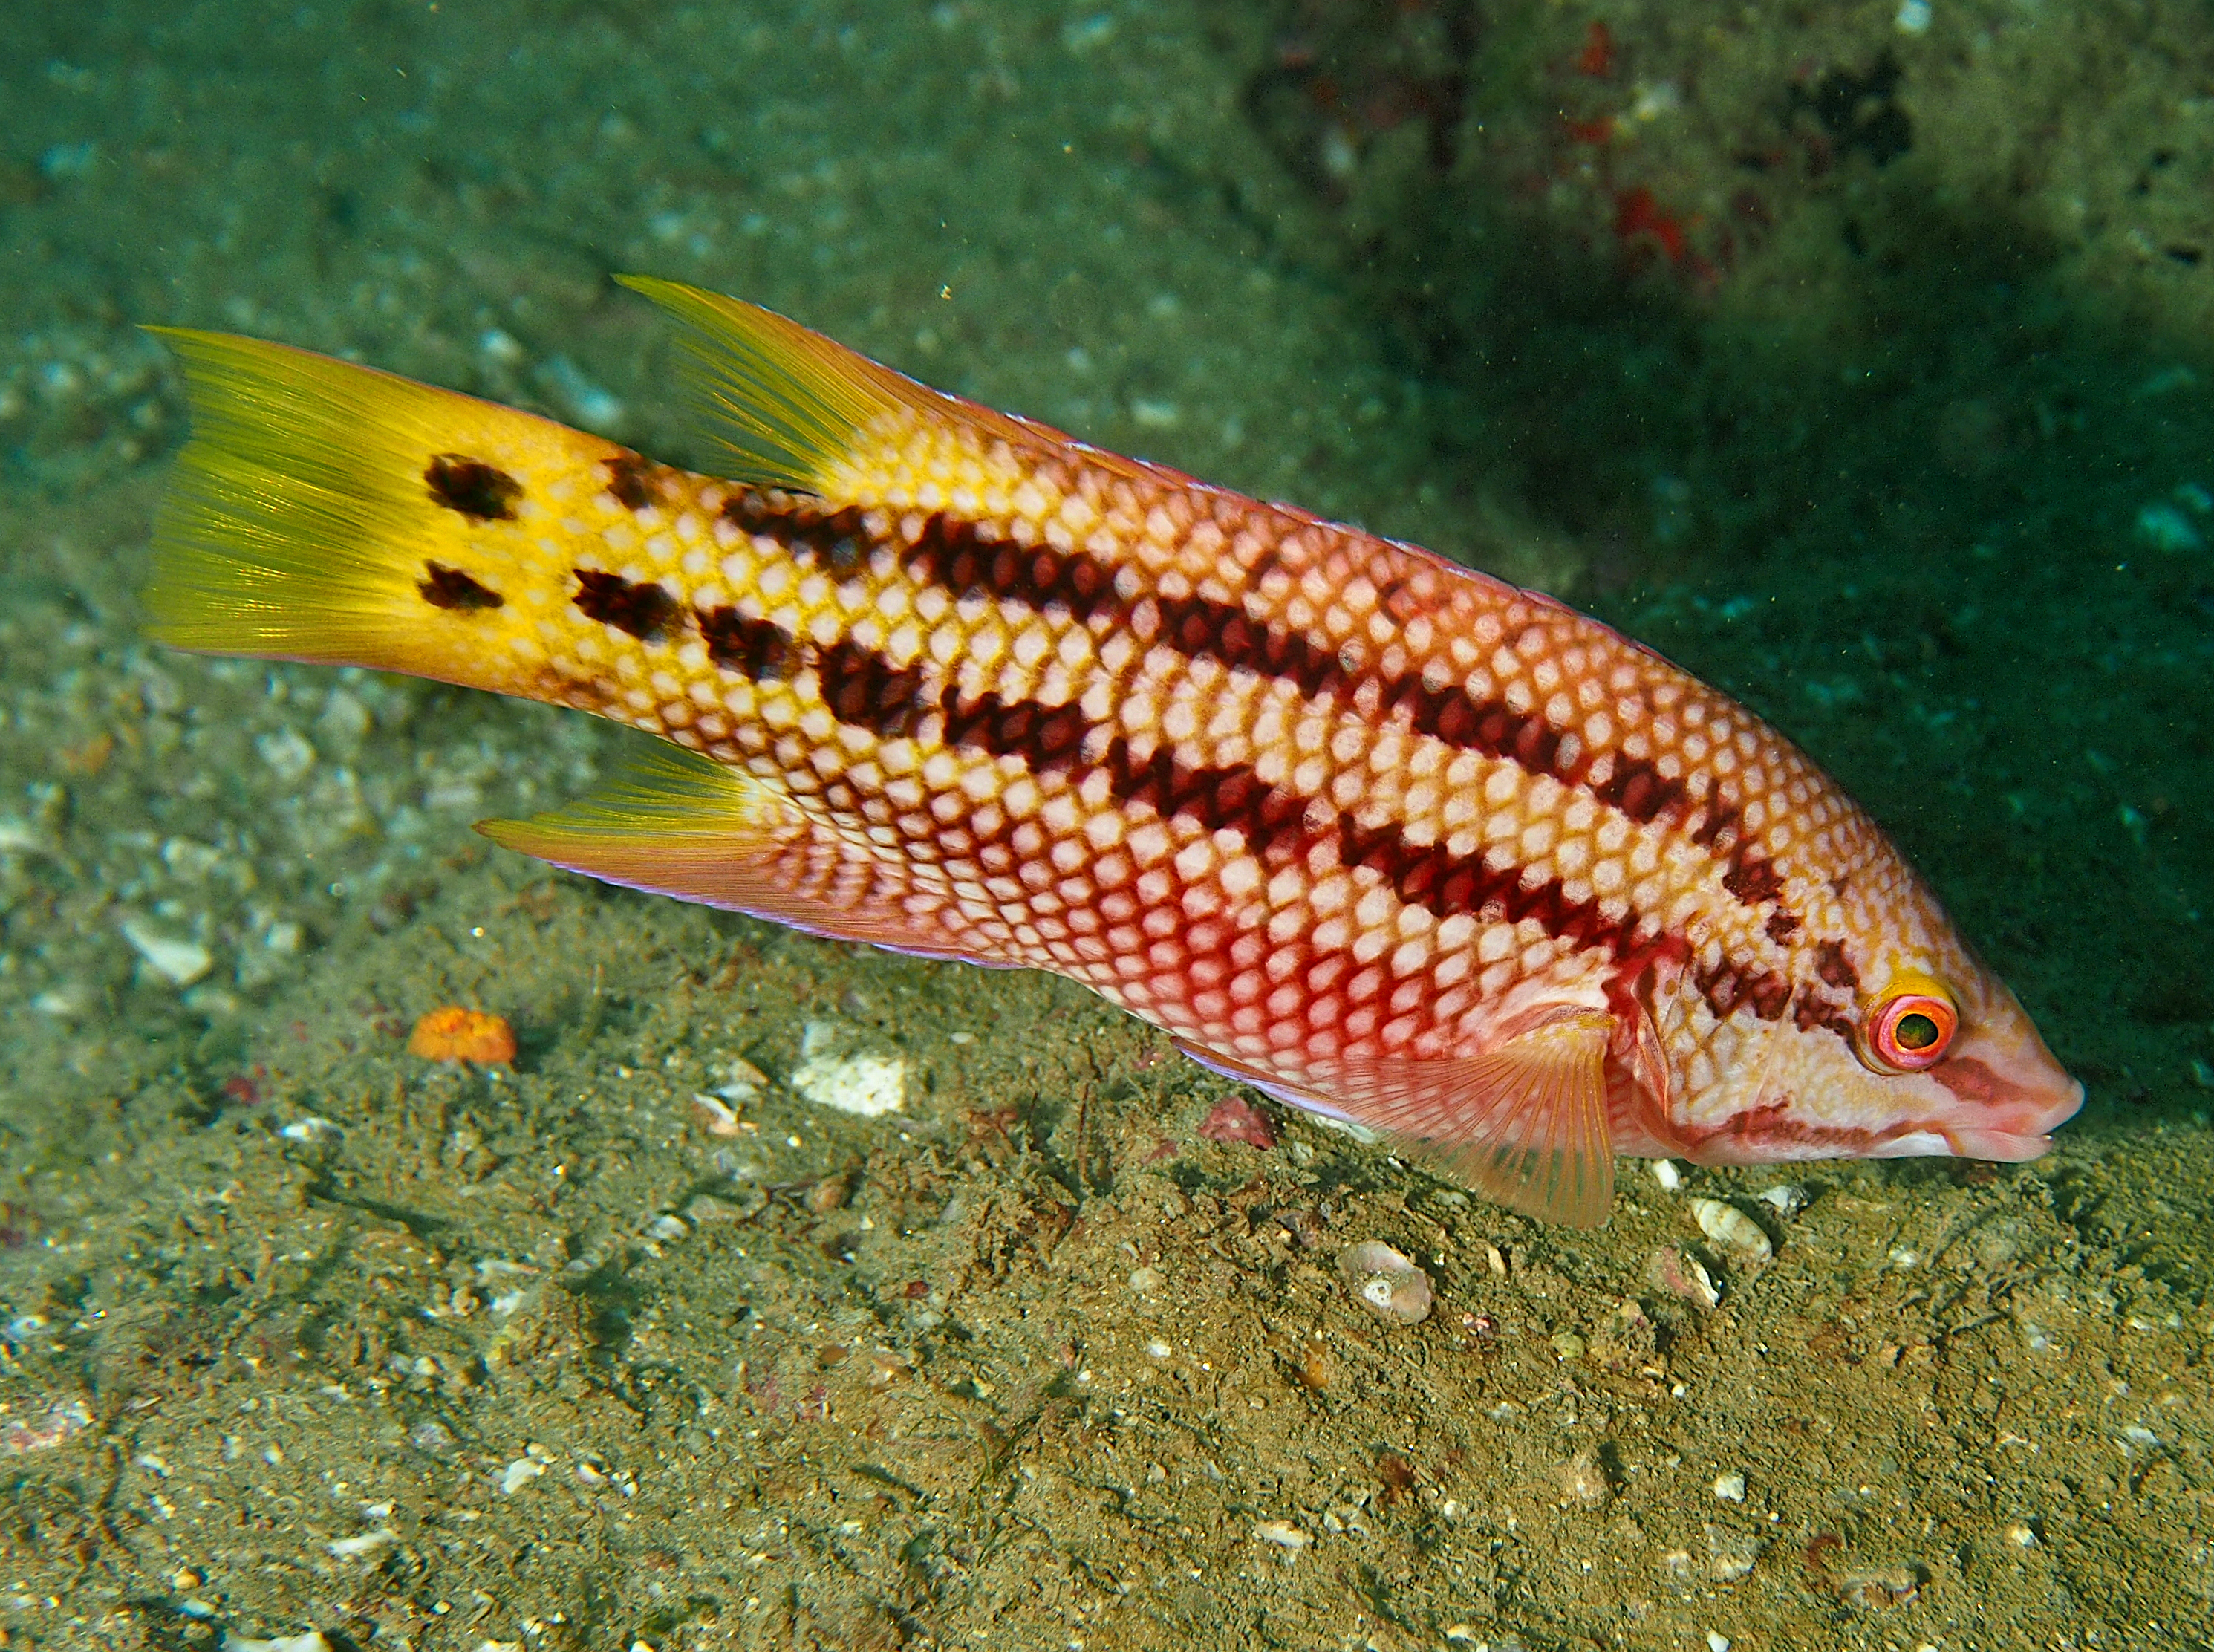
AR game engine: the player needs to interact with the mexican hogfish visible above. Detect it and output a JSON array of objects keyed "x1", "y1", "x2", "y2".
[{"x1": 146, "y1": 279, "x2": 2081, "y2": 1225}]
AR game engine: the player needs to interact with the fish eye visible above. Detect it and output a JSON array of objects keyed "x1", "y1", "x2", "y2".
[{"x1": 1863, "y1": 975, "x2": 1959, "y2": 1073}]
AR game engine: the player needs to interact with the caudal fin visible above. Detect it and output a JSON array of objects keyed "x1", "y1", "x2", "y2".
[{"x1": 144, "y1": 328, "x2": 616, "y2": 690}]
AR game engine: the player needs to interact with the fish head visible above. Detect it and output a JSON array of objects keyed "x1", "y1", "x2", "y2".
[{"x1": 1657, "y1": 851, "x2": 2083, "y2": 1168}]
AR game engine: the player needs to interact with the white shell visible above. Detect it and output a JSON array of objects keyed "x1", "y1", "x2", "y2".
[{"x1": 1690, "y1": 1197, "x2": 1774, "y2": 1262}]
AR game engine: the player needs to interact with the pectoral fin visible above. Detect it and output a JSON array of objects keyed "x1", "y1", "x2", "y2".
[
  {"x1": 477, "y1": 745, "x2": 984, "y2": 963},
  {"x1": 1180, "y1": 1014, "x2": 1618, "y2": 1227}
]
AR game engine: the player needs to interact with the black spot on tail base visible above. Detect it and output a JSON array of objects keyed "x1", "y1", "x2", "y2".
[
  {"x1": 574, "y1": 567, "x2": 680, "y2": 641},
  {"x1": 418, "y1": 561, "x2": 504, "y2": 611},
  {"x1": 426, "y1": 455, "x2": 522, "y2": 522}
]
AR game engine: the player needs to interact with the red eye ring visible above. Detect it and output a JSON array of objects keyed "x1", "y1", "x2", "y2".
[{"x1": 1867, "y1": 982, "x2": 1959, "y2": 1072}]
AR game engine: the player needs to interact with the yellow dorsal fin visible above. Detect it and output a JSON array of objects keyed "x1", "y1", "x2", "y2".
[{"x1": 616, "y1": 276, "x2": 1089, "y2": 492}]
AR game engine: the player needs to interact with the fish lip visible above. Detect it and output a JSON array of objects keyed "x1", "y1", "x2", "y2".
[{"x1": 1941, "y1": 1123, "x2": 2060, "y2": 1163}]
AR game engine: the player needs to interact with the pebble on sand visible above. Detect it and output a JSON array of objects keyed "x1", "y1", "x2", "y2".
[
  {"x1": 1196, "y1": 1094, "x2": 1276, "y2": 1148},
  {"x1": 119, "y1": 915, "x2": 213, "y2": 986},
  {"x1": 1338, "y1": 1240, "x2": 1434, "y2": 1324}
]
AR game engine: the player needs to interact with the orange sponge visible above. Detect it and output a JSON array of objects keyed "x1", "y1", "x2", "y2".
[{"x1": 406, "y1": 1006, "x2": 517, "y2": 1065}]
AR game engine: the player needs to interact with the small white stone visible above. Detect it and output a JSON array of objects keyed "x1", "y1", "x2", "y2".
[
  {"x1": 223, "y1": 1633, "x2": 334, "y2": 1652},
  {"x1": 255, "y1": 726, "x2": 317, "y2": 781},
  {"x1": 1893, "y1": 0, "x2": 1931, "y2": 34},
  {"x1": 1706, "y1": 1632, "x2": 1732, "y2": 1652},
  {"x1": 691, "y1": 1093, "x2": 743, "y2": 1136},
  {"x1": 1254, "y1": 1519, "x2": 1309, "y2": 1552},
  {"x1": 160, "y1": 836, "x2": 223, "y2": 879},
  {"x1": 315, "y1": 687, "x2": 373, "y2": 748},
  {"x1": 538, "y1": 355, "x2": 624, "y2": 432},
  {"x1": 646, "y1": 1214, "x2": 688, "y2": 1241},
  {"x1": 715, "y1": 1053, "x2": 771, "y2": 1100},
  {"x1": 280, "y1": 1117, "x2": 340, "y2": 1142},
  {"x1": 1650, "y1": 1159, "x2": 1683, "y2": 1191},
  {"x1": 791, "y1": 1049, "x2": 905, "y2": 1116},
  {"x1": 120, "y1": 916, "x2": 212, "y2": 986},
  {"x1": 499, "y1": 1457, "x2": 545, "y2": 1495},
  {"x1": 324, "y1": 1528, "x2": 395, "y2": 1559},
  {"x1": 1713, "y1": 1471, "x2": 1747, "y2": 1503}
]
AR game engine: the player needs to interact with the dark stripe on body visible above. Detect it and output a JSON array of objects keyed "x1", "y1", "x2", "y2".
[
  {"x1": 717, "y1": 491, "x2": 1800, "y2": 931},
  {"x1": 906, "y1": 507, "x2": 1791, "y2": 917},
  {"x1": 812, "y1": 623, "x2": 1796, "y2": 1021},
  {"x1": 1335, "y1": 811, "x2": 1645, "y2": 963},
  {"x1": 940, "y1": 688, "x2": 1090, "y2": 773},
  {"x1": 724, "y1": 492, "x2": 873, "y2": 573},
  {"x1": 574, "y1": 568, "x2": 679, "y2": 641},
  {"x1": 698, "y1": 606, "x2": 795, "y2": 679},
  {"x1": 1101, "y1": 738, "x2": 1310, "y2": 858},
  {"x1": 817, "y1": 638, "x2": 925, "y2": 737}
]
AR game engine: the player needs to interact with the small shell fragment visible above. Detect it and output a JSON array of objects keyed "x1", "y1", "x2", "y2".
[
  {"x1": 691, "y1": 1092, "x2": 743, "y2": 1136},
  {"x1": 1646, "y1": 1245, "x2": 1721, "y2": 1310},
  {"x1": 1650, "y1": 1159, "x2": 1684, "y2": 1191},
  {"x1": 1254, "y1": 1518, "x2": 1310, "y2": 1551},
  {"x1": 1690, "y1": 1197, "x2": 1774, "y2": 1263},
  {"x1": 1757, "y1": 1183, "x2": 1808, "y2": 1217},
  {"x1": 1337, "y1": 1240, "x2": 1433, "y2": 1325}
]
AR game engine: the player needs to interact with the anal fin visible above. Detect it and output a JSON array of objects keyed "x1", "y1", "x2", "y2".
[{"x1": 476, "y1": 745, "x2": 985, "y2": 963}]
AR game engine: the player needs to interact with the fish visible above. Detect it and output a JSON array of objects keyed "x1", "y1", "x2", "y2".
[{"x1": 143, "y1": 277, "x2": 2083, "y2": 1226}]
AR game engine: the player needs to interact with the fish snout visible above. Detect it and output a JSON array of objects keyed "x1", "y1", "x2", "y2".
[{"x1": 1929, "y1": 1007, "x2": 2083, "y2": 1162}]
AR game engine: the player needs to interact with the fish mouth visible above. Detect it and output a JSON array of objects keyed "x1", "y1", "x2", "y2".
[
  {"x1": 1939, "y1": 1122, "x2": 2068, "y2": 1163},
  {"x1": 1927, "y1": 1002, "x2": 2084, "y2": 1163}
]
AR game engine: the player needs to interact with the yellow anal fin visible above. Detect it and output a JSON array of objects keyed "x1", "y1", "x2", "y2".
[
  {"x1": 145, "y1": 327, "x2": 612, "y2": 688},
  {"x1": 1184, "y1": 1015, "x2": 1618, "y2": 1227},
  {"x1": 618, "y1": 276, "x2": 1136, "y2": 497},
  {"x1": 476, "y1": 747, "x2": 987, "y2": 963}
]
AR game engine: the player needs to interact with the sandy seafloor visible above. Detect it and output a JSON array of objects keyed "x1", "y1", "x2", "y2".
[{"x1": 1, "y1": 1, "x2": 2212, "y2": 1648}]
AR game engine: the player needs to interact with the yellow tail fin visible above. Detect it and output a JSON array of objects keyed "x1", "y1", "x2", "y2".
[{"x1": 143, "y1": 328, "x2": 616, "y2": 688}]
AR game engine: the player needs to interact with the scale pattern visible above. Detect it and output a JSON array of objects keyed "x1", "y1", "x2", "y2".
[{"x1": 440, "y1": 401, "x2": 1950, "y2": 1150}]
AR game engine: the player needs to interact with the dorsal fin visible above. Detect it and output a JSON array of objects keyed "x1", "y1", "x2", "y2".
[{"x1": 616, "y1": 276, "x2": 1068, "y2": 492}]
